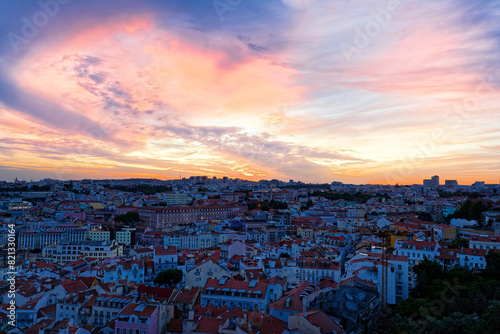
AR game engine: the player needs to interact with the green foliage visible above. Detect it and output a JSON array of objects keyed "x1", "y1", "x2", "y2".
[
  {"x1": 247, "y1": 200, "x2": 288, "y2": 211},
  {"x1": 154, "y1": 269, "x2": 183, "y2": 286},
  {"x1": 393, "y1": 256, "x2": 500, "y2": 333},
  {"x1": 483, "y1": 251, "x2": 500, "y2": 279},
  {"x1": 310, "y1": 191, "x2": 377, "y2": 203},
  {"x1": 417, "y1": 212, "x2": 433, "y2": 222},
  {"x1": 449, "y1": 238, "x2": 469, "y2": 249},
  {"x1": 438, "y1": 190, "x2": 485, "y2": 198},
  {"x1": 279, "y1": 252, "x2": 291, "y2": 258},
  {"x1": 300, "y1": 199, "x2": 313, "y2": 210},
  {"x1": 452, "y1": 200, "x2": 487, "y2": 223},
  {"x1": 114, "y1": 212, "x2": 140, "y2": 224},
  {"x1": 106, "y1": 184, "x2": 172, "y2": 195}
]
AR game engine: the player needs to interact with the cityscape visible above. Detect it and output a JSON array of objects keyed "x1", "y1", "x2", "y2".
[
  {"x1": 1, "y1": 0, "x2": 500, "y2": 333},
  {"x1": 0, "y1": 175, "x2": 499, "y2": 333}
]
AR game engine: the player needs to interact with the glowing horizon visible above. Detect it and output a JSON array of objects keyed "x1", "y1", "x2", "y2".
[{"x1": 0, "y1": 0, "x2": 499, "y2": 185}]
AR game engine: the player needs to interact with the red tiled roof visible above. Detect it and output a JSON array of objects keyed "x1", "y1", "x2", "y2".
[
  {"x1": 119, "y1": 303, "x2": 158, "y2": 317},
  {"x1": 60, "y1": 279, "x2": 88, "y2": 294},
  {"x1": 291, "y1": 310, "x2": 344, "y2": 333},
  {"x1": 171, "y1": 287, "x2": 201, "y2": 304},
  {"x1": 137, "y1": 286, "x2": 174, "y2": 301},
  {"x1": 192, "y1": 317, "x2": 220, "y2": 334},
  {"x1": 154, "y1": 246, "x2": 177, "y2": 256}
]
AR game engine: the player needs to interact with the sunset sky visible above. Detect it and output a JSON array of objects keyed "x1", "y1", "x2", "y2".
[{"x1": 0, "y1": 0, "x2": 499, "y2": 185}]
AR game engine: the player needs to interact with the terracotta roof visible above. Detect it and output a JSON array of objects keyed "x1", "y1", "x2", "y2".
[
  {"x1": 292, "y1": 310, "x2": 344, "y2": 333},
  {"x1": 119, "y1": 303, "x2": 158, "y2": 317},
  {"x1": 192, "y1": 317, "x2": 221, "y2": 334},
  {"x1": 154, "y1": 246, "x2": 177, "y2": 256},
  {"x1": 459, "y1": 248, "x2": 487, "y2": 256},
  {"x1": 317, "y1": 278, "x2": 338, "y2": 289},
  {"x1": 167, "y1": 318, "x2": 184, "y2": 333},
  {"x1": 137, "y1": 286, "x2": 174, "y2": 301},
  {"x1": 60, "y1": 279, "x2": 88, "y2": 294},
  {"x1": 171, "y1": 287, "x2": 201, "y2": 304}
]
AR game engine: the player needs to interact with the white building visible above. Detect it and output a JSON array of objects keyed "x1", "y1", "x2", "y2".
[
  {"x1": 185, "y1": 259, "x2": 229, "y2": 287},
  {"x1": 457, "y1": 248, "x2": 488, "y2": 271},
  {"x1": 469, "y1": 234, "x2": 500, "y2": 251},
  {"x1": 43, "y1": 240, "x2": 123, "y2": 265},
  {"x1": 394, "y1": 240, "x2": 441, "y2": 269}
]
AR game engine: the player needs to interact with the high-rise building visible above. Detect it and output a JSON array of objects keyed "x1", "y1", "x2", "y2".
[
  {"x1": 431, "y1": 175, "x2": 439, "y2": 186},
  {"x1": 445, "y1": 180, "x2": 458, "y2": 188},
  {"x1": 423, "y1": 175, "x2": 439, "y2": 188}
]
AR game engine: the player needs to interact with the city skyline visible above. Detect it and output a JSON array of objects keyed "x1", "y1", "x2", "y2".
[{"x1": 0, "y1": 1, "x2": 499, "y2": 184}]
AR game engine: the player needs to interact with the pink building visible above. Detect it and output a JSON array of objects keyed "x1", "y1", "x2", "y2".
[{"x1": 115, "y1": 303, "x2": 159, "y2": 334}]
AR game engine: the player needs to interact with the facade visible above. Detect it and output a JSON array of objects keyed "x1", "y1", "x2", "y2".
[
  {"x1": 200, "y1": 278, "x2": 283, "y2": 313},
  {"x1": 116, "y1": 230, "x2": 132, "y2": 245},
  {"x1": 103, "y1": 260, "x2": 145, "y2": 284},
  {"x1": 343, "y1": 252, "x2": 409, "y2": 304},
  {"x1": 43, "y1": 240, "x2": 123, "y2": 265},
  {"x1": 88, "y1": 230, "x2": 111, "y2": 241},
  {"x1": 154, "y1": 246, "x2": 179, "y2": 272},
  {"x1": 469, "y1": 234, "x2": 500, "y2": 251},
  {"x1": 115, "y1": 303, "x2": 159, "y2": 334},
  {"x1": 163, "y1": 192, "x2": 188, "y2": 205},
  {"x1": 138, "y1": 205, "x2": 234, "y2": 228},
  {"x1": 457, "y1": 248, "x2": 488, "y2": 271},
  {"x1": 220, "y1": 240, "x2": 245, "y2": 261},
  {"x1": 292, "y1": 257, "x2": 341, "y2": 285},
  {"x1": 185, "y1": 260, "x2": 230, "y2": 288},
  {"x1": 394, "y1": 240, "x2": 441, "y2": 269},
  {"x1": 92, "y1": 295, "x2": 135, "y2": 327},
  {"x1": 288, "y1": 310, "x2": 344, "y2": 334}
]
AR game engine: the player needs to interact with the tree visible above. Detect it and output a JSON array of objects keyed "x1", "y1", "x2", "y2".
[
  {"x1": 452, "y1": 200, "x2": 487, "y2": 223},
  {"x1": 412, "y1": 259, "x2": 443, "y2": 297},
  {"x1": 279, "y1": 252, "x2": 291, "y2": 258},
  {"x1": 154, "y1": 269, "x2": 183, "y2": 286},
  {"x1": 114, "y1": 212, "x2": 140, "y2": 225},
  {"x1": 449, "y1": 238, "x2": 468, "y2": 249},
  {"x1": 483, "y1": 251, "x2": 500, "y2": 279}
]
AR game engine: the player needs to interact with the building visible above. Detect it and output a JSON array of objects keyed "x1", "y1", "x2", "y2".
[
  {"x1": 220, "y1": 239, "x2": 245, "y2": 261},
  {"x1": 394, "y1": 240, "x2": 441, "y2": 269},
  {"x1": 445, "y1": 180, "x2": 458, "y2": 188},
  {"x1": 185, "y1": 259, "x2": 230, "y2": 288},
  {"x1": 269, "y1": 282, "x2": 313, "y2": 322},
  {"x1": 138, "y1": 205, "x2": 234, "y2": 228},
  {"x1": 88, "y1": 229, "x2": 111, "y2": 241},
  {"x1": 43, "y1": 240, "x2": 123, "y2": 265},
  {"x1": 92, "y1": 294, "x2": 135, "y2": 327},
  {"x1": 153, "y1": 246, "x2": 178, "y2": 272},
  {"x1": 103, "y1": 260, "x2": 145, "y2": 284},
  {"x1": 423, "y1": 175, "x2": 439, "y2": 188},
  {"x1": 457, "y1": 248, "x2": 488, "y2": 271},
  {"x1": 288, "y1": 310, "x2": 344, "y2": 334},
  {"x1": 162, "y1": 191, "x2": 188, "y2": 205},
  {"x1": 469, "y1": 234, "x2": 500, "y2": 251},
  {"x1": 116, "y1": 229, "x2": 133, "y2": 245},
  {"x1": 343, "y1": 251, "x2": 409, "y2": 304},
  {"x1": 292, "y1": 257, "x2": 341, "y2": 285},
  {"x1": 115, "y1": 303, "x2": 159, "y2": 334},
  {"x1": 200, "y1": 278, "x2": 283, "y2": 313}
]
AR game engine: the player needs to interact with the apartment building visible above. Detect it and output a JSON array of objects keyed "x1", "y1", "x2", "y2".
[
  {"x1": 153, "y1": 246, "x2": 178, "y2": 272},
  {"x1": 115, "y1": 303, "x2": 159, "y2": 334},
  {"x1": 138, "y1": 205, "x2": 234, "y2": 228},
  {"x1": 394, "y1": 240, "x2": 441, "y2": 269},
  {"x1": 200, "y1": 278, "x2": 283, "y2": 313}
]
